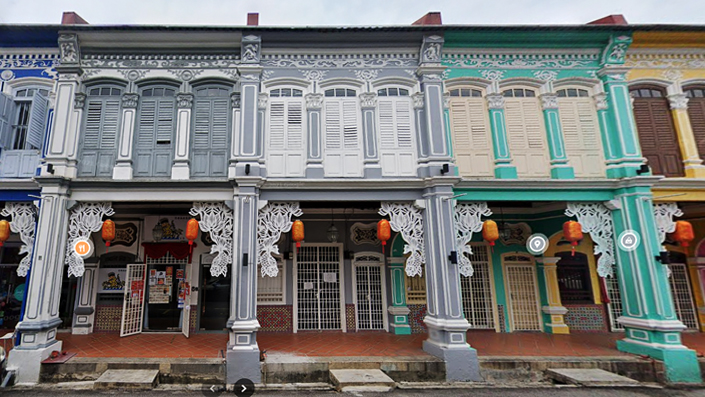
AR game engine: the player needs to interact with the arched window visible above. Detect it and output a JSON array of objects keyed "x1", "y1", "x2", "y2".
[
  {"x1": 502, "y1": 86, "x2": 549, "y2": 177},
  {"x1": 78, "y1": 84, "x2": 123, "y2": 177},
  {"x1": 0, "y1": 85, "x2": 51, "y2": 178},
  {"x1": 376, "y1": 86, "x2": 416, "y2": 177},
  {"x1": 191, "y1": 85, "x2": 231, "y2": 177},
  {"x1": 685, "y1": 86, "x2": 705, "y2": 163},
  {"x1": 556, "y1": 251, "x2": 593, "y2": 304},
  {"x1": 630, "y1": 85, "x2": 683, "y2": 177},
  {"x1": 267, "y1": 87, "x2": 305, "y2": 177},
  {"x1": 556, "y1": 87, "x2": 605, "y2": 177},
  {"x1": 323, "y1": 87, "x2": 362, "y2": 177},
  {"x1": 134, "y1": 85, "x2": 177, "y2": 177},
  {"x1": 447, "y1": 87, "x2": 493, "y2": 177}
]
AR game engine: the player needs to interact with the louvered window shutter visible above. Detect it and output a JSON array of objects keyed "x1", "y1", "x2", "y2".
[
  {"x1": 450, "y1": 100, "x2": 472, "y2": 152},
  {"x1": 287, "y1": 101, "x2": 303, "y2": 149},
  {"x1": 26, "y1": 94, "x2": 48, "y2": 150},
  {"x1": 211, "y1": 97, "x2": 229, "y2": 149},
  {"x1": 395, "y1": 100, "x2": 412, "y2": 148},
  {"x1": 523, "y1": 101, "x2": 544, "y2": 149},
  {"x1": 193, "y1": 99, "x2": 212, "y2": 149},
  {"x1": 505, "y1": 100, "x2": 526, "y2": 150},
  {"x1": 100, "y1": 99, "x2": 121, "y2": 148},
  {"x1": 687, "y1": 98, "x2": 705, "y2": 159},
  {"x1": 83, "y1": 100, "x2": 103, "y2": 149},
  {"x1": 378, "y1": 99, "x2": 395, "y2": 148},
  {"x1": 0, "y1": 93, "x2": 16, "y2": 150},
  {"x1": 325, "y1": 100, "x2": 342, "y2": 150},
  {"x1": 505, "y1": 97, "x2": 549, "y2": 176},
  {"x1": 156, "y1": 98, "x2": 175, "y2": 143},
  {"x1": 633, "y1": 96, "x2": 683, "y2": 177},
  {"x1": 449, "y1": 98, "x2": 493, "y2": 177},
  {"x1": 269, "y1": 101, "x2": 286, "y2": 149},
  {"x1": 559, "y1": 97, "x2": 604, "y2": 177},
  {"x1": 138, "y1": 99, "x2": 157, "y2": 147},
  {"x1": 342, "y1": 99, "x2": 359, "y2": 149}
]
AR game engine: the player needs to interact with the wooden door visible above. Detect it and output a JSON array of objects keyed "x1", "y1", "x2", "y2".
[{"x1": 685, "y1": 88, "x2": 705, "y2": 161}]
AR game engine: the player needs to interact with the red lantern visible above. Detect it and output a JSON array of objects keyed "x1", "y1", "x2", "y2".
[
  {"x1": 377, "y1": 219, "x2": 391, "y2": 254},
  {"x1": 563, "y1": 221, "x2": 583, "y2": 256},
  {"x1": 186, "y1": 218, "x2": 199, "y2": 253},
  {"x1": 101, "y1": 219, "x2": 115, "y2": 252},
  {"x1": 482, "y1": 220, "x2": 499, "y2": 248},
  {"x1": 0, "y1": 220, "x2": 10, "y2": 247},
  {"x1": 673, "y1": 221, "x2": 695, "y2": 247},
  {"x1": 292, "y1": 220, "x2": 304, "y2": 252}
]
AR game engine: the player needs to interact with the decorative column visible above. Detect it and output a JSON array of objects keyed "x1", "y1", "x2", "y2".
[
  {"x1": 360, "y1": 92, "x2": 381, "y2": 178},
  {"x1": 305, "y1": 93, "x2": 324, "y2": 178},
  {"x1": 233, "y1": 35, "x2": 263, "y2": 179},
  {"x1": 668, "y1": 92, "x2": 705, "y2": 178},
  {"x1": 387, "y1": 257, "x2": 411, "y2": 335},
  {"x1": 228, "y1": 92, "x2": 241, "y2": 179},
  {"x1": 172, "y1": 93, "x2": 194, "y2": 180},
  {"x1": 413, "y1": 92, "x2": 428, "y2": 162},
  {"x1": 72, "y1": 258, "x2": 99, "y2": 335},
  {"x1": 593, "y1": 92, "x2": 617, "y2": 167},
  {"x1": 6, "y1": 181, "x2": 71, "y2": 384},
  {"x1": 536, "y1": 257, "x2": 569, "y2": 334},
  {"x1": 113, "y1": 93, "x2": 138, "y2": 180},
  {"x1": 539, "y1": 91, "x2": 574, "y2": 179},
  {"x1": 486, "y1": 91, "x2": 517, "y2": 179},
  {"x1": 65, "y1": 92, "x2": 85, "y2": 178}
]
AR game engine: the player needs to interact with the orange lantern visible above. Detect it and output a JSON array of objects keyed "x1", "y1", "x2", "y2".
[
  {"x1": 292, "y1": 220, "x2": 304, "y2": 252},
  {"x1": 563, "y1": 221, "x2": 583, "y2": 256},
  {"x1": 186, "y1": 218, "x2": 199, "y2": 249},
  {"x1": 482, "y1": 220, "x2": 499, "y2": 248},
  {"x1": 377, "y1": 219, "x2": 391, "y2": 254},
  {"x1": 673, "y1": 221, "x2": 695, "y2": 247},
  {"x1": 101, "y1": 219, "x2": 116, "y2": 252},
  {"x1": 0, "y1": 220, "x2": 10, "y2": 247}
]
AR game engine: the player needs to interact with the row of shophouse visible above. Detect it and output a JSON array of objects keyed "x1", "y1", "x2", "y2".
[{"x1": 2, "y1": 12, "x2": 705, "y2": 384}]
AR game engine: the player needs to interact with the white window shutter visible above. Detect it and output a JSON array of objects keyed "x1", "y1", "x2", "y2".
[
  {"x1": 269, "y1": 101, "x2": 286, "y2": 149},
  {"x1": 395, "y1": 100, "x2": 413, "y2": 148},
  {"x1": 505, "y1": 97, "x2": 549, "y2": 177},
  {"x1": 286, "y1": 101, "x2": 303, "y2": 149},
  {"x1": 342, "y1": 99, "x2": 359, "y2": 149},
  {"x1": 559, "y1": 97, "x2": 605, "y2": 177},
  {"x1": 325, "y1": 100, "x2": 342, "y2": 149},
  {"x1": 378, "y1": 100, "x2": 395, "y2": 148},
  {"x1": 26, "y1": 94, "x2": 48, "y2": 150},
  {"x1": 449, "y1": 98, "x2": 493, "y2": 177},
  {"x1": 100, "y1": 99, "x2": 121, "y2": 148},
  {"x1": 0, "y1": 93, "x2": 14, "y2": 150}
]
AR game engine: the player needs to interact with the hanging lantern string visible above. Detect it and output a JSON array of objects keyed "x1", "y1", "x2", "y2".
[{"x1": 377, "y1": 219, "x2": 391, "y2": 254}]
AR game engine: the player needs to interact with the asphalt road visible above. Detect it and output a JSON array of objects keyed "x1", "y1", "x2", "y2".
[{"x1": 4, "y1": 386, "x2": 705, "y2": 397}]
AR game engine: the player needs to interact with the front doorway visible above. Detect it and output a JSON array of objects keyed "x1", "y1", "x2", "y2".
[
  {"x1": 144, "y1": 253, "x2": 187, "y2": 331},
  {"x1": 460, "y1": 243, "x2": 498, "y2": 330},
  {"x1": 294, "y1": 243, "x2": 345, "y2": 332},
  {"x1": 353, "y1": 253, "x2": 387, "y2": 331},
  {"x1": 503, "y1": 253, "x2": 542, "y2": 331},
  {"x1": 199, "y1": 253, "x2": 231, "y2": 331}
]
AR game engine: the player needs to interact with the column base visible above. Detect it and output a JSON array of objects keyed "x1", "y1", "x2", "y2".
[
  {"x1": 364, "y1": 165, "x2": 382, "y2": 179},
  {"x1": 7, "y1": 339, "x2": 62, "y2": 384},
  {"x1": 494, "y1": 166, "x2": 517, "y2": 179},
  {"x1": 226, "y1": 345, "x2": 262, "y2": 384},
  {"x1": 685, "y1": 165, "x2": 705, "y2": 178},
  {"x1": 423, "y1": 316, "x2": 482, "y2": 382},
  {"x1": 550, "y1": 166, "x2": 575, "y2": 180},
  {"x1": 388, "y1": 305, "x2": 411, "y2": 334},
  {"x1": 305, "y1": 165, "x2": 325, "y2": 179},
  {"x1": 617, "y1": 338, "x2": 702, "y2": 383},
  {"x1": 542, "y1": 305, "x2": 569, "y2": 334},
  {"x1": 171, "y1": 162, "x2": 190, "y2": 180},
  {"x1": 112, "y1": 162, "x2": 133, "y2": 180}
]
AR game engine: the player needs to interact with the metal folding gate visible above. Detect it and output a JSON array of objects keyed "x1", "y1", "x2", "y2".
[
  {"x1": 353, "y1": 254, "x2": 387, "y2": 330},
  {"x1": 504, "y1": 255, "x2": 542, "y2": 331},
  {"x1": 669, "y1": 263, "x2": 699, "y2": 330},
  {"x1": 120, "y1": 264, "x2": 147, "y2": 337},
  {"x1": 605, "y1": 272, "x2": 624, "y2": 331},
  {"x1": 294, "y1": 243, "x2": 345, "y2": 332},
  {"x1": 460, "y1": 244, "x2": 497, "y2": 330}
]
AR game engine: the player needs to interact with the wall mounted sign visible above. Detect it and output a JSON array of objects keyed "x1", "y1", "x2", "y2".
[
  {"x1": 144, "y1": 216, "x2": 189, "y2": 242},
  {"x1": 98, "y1": 267, "x2": 127, "y2": 293},
  {"x1": 113, "y1": 222, "x2": 138, "y2": 247}
]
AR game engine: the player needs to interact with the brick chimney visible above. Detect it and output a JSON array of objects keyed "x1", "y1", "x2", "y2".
[
  {"x1": 247, "y1": 13, "x2": 259, "y2": 26},
  {"x1": 61, "y1": 11, "x2": 89, "y2": 25},
  {"x1": 412, "y1": 12, "x2": 442, "y2": 26},
  {"x1": 587, "y1": 14, "x2": 628, "y2": 25}
]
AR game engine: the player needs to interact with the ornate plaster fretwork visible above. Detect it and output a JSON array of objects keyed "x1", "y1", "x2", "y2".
[
  {"x1": 58, "y1": 34, "x2": 80, "y2": 65},
  {"x1": 353, "y1": 69, "x2": 380, "y2": 81},
  {"x1": 565, "y1": 203, "x2": 615, "y2": 278},
  {"x1": 601, "y1": 35, "x2": 632, "y2": 65},
  {"x1": 0, "y1": 52, "x2": 57, "y2": 69},
  {"x1": 74, "y1": 93, "x2": 86, "y2": 110},
  {"x1": 305, "y1": 93, "x2": 323, "y2": 110},
  {"x1": 168, "y1": 69, "x2": 203, "y2": 82},
  {"x1": 0, "y1": 70, "x2": 15, "y2": 81},
  {"x1": 65, "y1": 202, "x2": 114, "y2": 278},
  {"x1": 258, "y1": 93, "x2": 268, "y2": 110},
  {"x1": 300, "y1": 69, "x2": 327, "y2": 82},
  {"x1": 412, "y1": 92, "x2": 425, "y2": 109},
  {"x1": 625, "y1": 52, "x2": 705, "y2": 69},
  {"x1": 443, "y1": 93, "x2": 450, "y2": 110},
  {"x1": 219, "y1": 68, "x2": 240, "y2": 81},
  {"x1": 257, "y1": 202, "x2": 302, "y2": 277},
  {"x1": 118, "y1": 69, "x2": 148, "y2": 82},
  {"x1": 668, "y1": 94, "x2": 689, "y2": 110},
  {"x1": 480, "y1": 70, "x2": 504, "y2": 81},
  {"x1": 421, "y1": 35, "x2": 443, "y2": 64},
  {"x1": 359, "y1": 92, "x2": 377, "y2": 109},
  {"x1": 79, "y1": 69, "x2": 100, "y2": 81},
  {"x1": 594, "y1": 93, "x2": 608, "y2": 111},
  {"x1": 1, "y1": 203, "x2": 38, "y2": 277},
  {"x1": 230, "y1": 92, "x2": 241, "y2": 109},
  {"x1": 261, "y1": 70, "x2": 274, "y2": 81},
  {"x1": 454, "y1": 202, "x2": 492, "y2": 277},
  {"x1": 486, "y1": 94, "x2": 505, "y2": 110},
  {"x1": 653, "y1": 202, "x2": 683, "y2": 245},
  {"x1": 540, "y1": 94, "x2": 559, "y2": 110},
  {"x1": 81, "y1": 54, "x2": 241, "y2": 69},
  {"x1": 122, "y1": 93, "x2": 139, "y2": 109},
  {"x1": 662, "y1": 69, "x2": 684, "y2": 82},
  {"x1": 176, "y1": 93, "x2": 194, "y2": 109},
  {"x1": 534, "y1": 70, "x2": 558, "y2": 82},
  {"x1": 350, "y1": 223, "x2": 380, "y2": 246},
  {"x1": 379, "y1": 202, "x2": 425, "y2": 277},
  {"x1": 189, "y1": 202, "x2": 233, "y2": 277},
  {"x1": 240, "y1": 73, "x2": 260, "y2": 82},
  {"x1": 242, "y1": 35, "x2": 261, "y2": 64},
  {"x1": 443, "y1": 51, "x2": 599, "y2": 69},
  {"x1": 261, "y1": 53, "x2": 418, "y2": 68}
]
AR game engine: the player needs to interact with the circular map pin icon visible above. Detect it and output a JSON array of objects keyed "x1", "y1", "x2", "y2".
[{"x1": 526, "y1": 233, "x2": 549, "y2": 255}]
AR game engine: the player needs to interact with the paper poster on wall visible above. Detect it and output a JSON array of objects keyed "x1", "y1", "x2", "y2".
[
  {"x1": 149, "y1": 277, "x2": 156, "y2": 286},
  {"x1": 149, "y1": 285, "x2": 170, "y2": 304},
  {"x1": 323, "y1": 272, "x2": 337, "y2": 283},
  {"x1": 304, "y1": 282, "x2": 314, "y2": 290},
  {"x1": 176, "y1": 269, "x2": 184, "y2": 280},
  {"x1": 98, "y1": 268, "x2": 127, "y2": 293}
]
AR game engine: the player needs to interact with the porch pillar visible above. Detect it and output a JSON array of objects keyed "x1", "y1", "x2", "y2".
[
  {"x1": 71, "y1": 259, "x2": 99, "y2": 334},
  {"x1": 171, "y1": 93, "x2": 193, "y2": 180},
  {"x1": 539, "y1": 89, "x2": 574, "y2": 179},
  {"x1": 387, "y1": 257, "x2": 411, "y2": 335},
  {"x1": 668, "y1": 92, "x2": 705, "y2": 178},
  {"x1": 486, "y1": 90, "x2": 517, "y2": 179},
  {"x1": 610, "y1": 188, "x2": 702, "y2": 383},
  {"x1": 7, "y1": 181, "x2": 71, "y2": 384},
  {"x1": 421, "y1": 186, "x2": 481, "y2": 382},
  {"x1": 536, "y1": 257, "x2": 569, "y2": 334}
]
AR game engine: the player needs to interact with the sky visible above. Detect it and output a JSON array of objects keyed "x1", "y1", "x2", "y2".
[{"x1": 2, "y1": 0, "x2": 704, "y2": 26}]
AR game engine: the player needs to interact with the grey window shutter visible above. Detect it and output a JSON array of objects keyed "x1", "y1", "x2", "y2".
[
  {"x1": 0, "y1": 93, "x2": 14, "y2": 151},
  {"x1": 83, "y1": 100, "x2": 103, "y2": 149},
  {"x1": 156, "y1": 98, "x2": 175, "y2": 143},
  {"x1": 26, "y1": 94, "x2": 48, "y2": 150},
  {"x1": 211, "y1": 97, "x2": 229, "y2": 148},
  {"x1": 138, "y1": 98, "x2": 157, "y2": 147},
  {"x1": 100, "y1": 99, "x2": 121, "y2": 147},
  {"x1": 193, "y1": 99, "x2": 211, "y2": 148}
]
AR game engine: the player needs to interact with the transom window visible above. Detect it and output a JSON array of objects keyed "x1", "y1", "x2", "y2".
[
  {"x1": 557, "y1": 88, "x2": 589, "y2": 98},
  {"x1": 502, "y1": 88, "x2": 536, "y2": 98},
  {"x1": 631, "y1": 88, "x2": 663, "y2": 98},
  {"x1": 377, "y1": 88, "x2": 409, "y2": 97},
  {"x1": 325, "y1": 88, "x2": 356, "y2": 97},
  {"x1": 685, "y1": 88, "x2": 705, "y2": 98},
  {"x1": 88, "y1": 87, "x2": 121, "y2": 96},
  {"x1": 15, "y1": 88, "x2": 49, "y2": 98},
  {"x1": 142, "y1": 87, "x2": 175, "y2": 97},
  {"x1": 270, "y1": 88, "x2": 303, "y2": 97},
  {"x1": 448, "y1": 88, "x2": 482, "y2": 97},
  {"x1": 195, "y1": 87, "x2": 230, "y2": 97}
]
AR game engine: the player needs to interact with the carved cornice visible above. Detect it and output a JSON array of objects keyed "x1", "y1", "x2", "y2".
[
  {"x1": 242, "y1": 35, "x2": 261, "y2": 64},
  {"x1": 486, "y1": 93, "x2": 505, "y2": 109},
  {"x1": 625, "y1": 50, "x2": 705, "y2": 69},
  {"x1": 0, "y1": 53, "x2": 58, "y2": 69},
  {"x1": 261, "y1": 53, "x2": 418, "y2": 68},
  {"x1": 176, "y1": 93, "x2": 194, "y2": 109},
  {"x1": 305, "y1": 93, "x2": 323, "y2": 110},
  {"x1": 80, "y1": 54, "x2": 241, "y2": 69},
  {"x1": 421, "y1": 35, "x2": 443, "y2": 65},
  {"x1": 412, "y1": 92, "x2": 425, "y2": 109},
  {"x1": 359, "y1": 92, "x2": 377, "y2": 109},
  {"x1": 74, "y1": 93, "x2": 86, "y2": 110},
  {"x1": 258, "y1": 92, "x2": 268, "y2": 109},
  {"x1": 540, "y1": 94, "x2": 559, "y2": 110},
  {"x1": 443, "y1": 50, "x2": 600, "y2": 69}
]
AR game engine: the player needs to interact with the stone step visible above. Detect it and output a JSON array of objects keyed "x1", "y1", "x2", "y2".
[
  {"x1": 329, "y1": 369, "x2": 396, "y2": 392},
  {"x1": 94, "y1": 369, "x2": 159, "y2": 390},
  {"x1": 546, "y1": 368, "x2": 640, "y2": 387}
]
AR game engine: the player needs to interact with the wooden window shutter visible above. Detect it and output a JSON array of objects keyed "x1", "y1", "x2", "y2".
[
  {"x1": 633, "y1": 95, "x2": 683, "y2": 177},
  {"x1": 156, "y1": 98, "x2": 175, "y2": 143},
  {"x1": 269, "y1": 100, "x2": 286, "y2": 149},
  {"x1": 395, "y1": 99, "x2": 412, "y2": 148},
  {"x1": 558, "y1": 97, "x2": 605, "y2": 177},
  {"x1": 523, "y1": 101, "x2": 545, "y2": 149},
  {"x1": 0, "y1": 93, "x2": 14, "y2": 150},
  {"x1": 211, "y1": 97, "x2": 229, "y2": 149},
  {"x1": 138, "y1": 98, "x2": 157, "y2": 147},
  {"x1": 342, "y1": 99, "x2": 359, "y2": 149},
  {"x1": 450, "y1": 100, "x2": 472, "y2": 152},
  {"x1": 286, "y1": 100, "x2": 303, "y2": 149},
  {"x1": 378, "y1": 99, "x2": 395, "y2": 148},
  {"x1": 325, "y1": 100, "x2": 342, "y2": 149},
  {"x1": 26, "y1": 94, "x2": 48, "y2": 150},
  {"x1": 687, "y1": 97, "x2": 705, "y2": 160},
  {"x1": 100, "y1": 99, "x2": 121, "y2": 148},
  {"x1": 193, "y1": 99, "x2": 211, "y2": 148}
]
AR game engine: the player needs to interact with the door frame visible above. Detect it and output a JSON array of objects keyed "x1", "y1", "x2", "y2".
[
  {"x1": 352, "y1": 252, "x2": 389, "y2": 331},
  {"x1": 502, "y1": 252, "x2": 543, "y2": 332},
  {"x1": 292, "y1": 243, "x2": 346, "y2": 333},
  {"x1": 460, "y1": 243, "x2": 500, "y2": 332}
]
